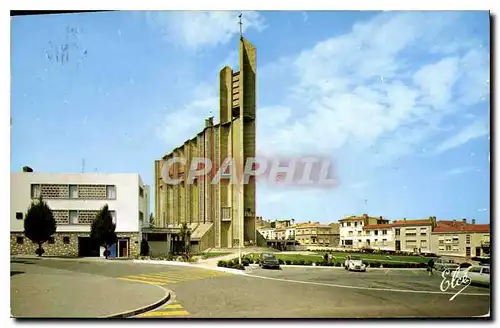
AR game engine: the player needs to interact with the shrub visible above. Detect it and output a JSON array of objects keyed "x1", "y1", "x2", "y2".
[
  {"x1": 242, "y1": 259, "x2": 250, "y2": 266},
  {"x1": 278, "y1": 259, "x2": 284, "y2": 265},
  {"x1": 460, "y1": 262, "x2": 472, "y2": 268},
  {"x1": 298, "y1": 260, "x2": 305, "y2": 265},
  {"x1": 335, "y1": 262, "x2": 342, "y2": 267},
  {"x1": 303, "y1": 260, "x2": 312, "y2": 266},
  {"x1": 217, "y1": 260, "x2": 228, "y2": 267},
  {"x1": 285, "y1": 260, "x2": 292, "y2": 265}
]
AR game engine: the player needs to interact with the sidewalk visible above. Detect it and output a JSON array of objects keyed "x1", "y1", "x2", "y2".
[{"x1": 10, "y1": 264, "x2": 169, "y2": 318}]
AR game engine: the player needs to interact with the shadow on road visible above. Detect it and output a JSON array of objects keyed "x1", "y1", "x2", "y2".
[
  {"x1": 11, "y1": 259, "x2": 39, "y2": 265},
  {"x1": 10, "y1": 271, "x2": 24, "y2": 277}
]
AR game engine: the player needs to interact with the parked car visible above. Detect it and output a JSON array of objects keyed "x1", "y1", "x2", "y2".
[
  {"x1": 259, "y1": 253, "x2": 280, "y2": 269},
  {"x1": 434, "y1": 257, "x2": 459, "y2": 271},
  {"x1": 455, "y1": 265, "x2": 490, "y2": 287},
  {"x1": 344, "y1": 256, "x2": 366, "y2": 272}
]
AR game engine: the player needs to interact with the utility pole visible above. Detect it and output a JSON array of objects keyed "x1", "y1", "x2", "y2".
[{"x1": 82, "y1": 158, "x2": 85, "y2": 173}]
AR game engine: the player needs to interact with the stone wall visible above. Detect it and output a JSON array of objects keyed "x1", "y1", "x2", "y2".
[{"x1": 11, "y1": 232, "x2": 140, "y2": 257}]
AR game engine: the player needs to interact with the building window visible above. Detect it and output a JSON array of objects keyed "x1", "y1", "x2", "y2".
[
  {"x1": 63, "y1": 237, "x2": 70, "y2": 244},
  {"x1": 420, "y1": 240, "x2": 427, "y2": 248},
  {"x1": 382, "y1": 230, "x2": 387, "y2": 235},
  {"x1": 347, "y1": 222, "x2": 351, "y2": 227},
  {"x1": 48, "y1": 237, "x2": 55, "y2": 244},
  {"x1": 31, "y1": 184, "x2": 41, "y2": 198},
  {"x1": 69, "y1": 185, "x2": 78, "y2": 199},
  {"x1": 466, "y1": 234, "x2": 471, "y2": 244},
  {"x1": 348, "y1": 231, "x2": 353, "y2": 236},
  {"x1": 395, "y1": 229, "x2": 400, "y2": 236},
  {"x1": 439, "y1": 246, "x2": 445, "y2": 251},
  {"x1": 16, "y1": 212, "x2": 23, "y2": 220},
  {"x1": 69, "y1": 211, "x2": 78, "y2": 224},
  {"x1": 139, "y1": 186, "x2": 144, "y2": 198},
  {"x1": 445, "y1": 245, "x2": 451, "y2": 251},
  {"x1": 110, "y1": 211, "x2": 116, "y2": 224},
  {"x1": 354, "y1": 222, "x2": 357, "y2": 227},
  {"x1": 106, "y1": 185, "x2": 116, "y2": 199},
  {"x1": 382, "y1": 239, "x2": 387, "y2": 246},
  {"x1": 374, "y1": 230, "x2": 379, "y2": 236},
  {"x1": 16, "y1": 236, "x2": 24, "y2": 244}
]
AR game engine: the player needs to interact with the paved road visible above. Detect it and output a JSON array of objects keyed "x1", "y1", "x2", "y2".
[
  {"x1": 10, "y1": 258, "x2": 490, "y2": 318},
  {"x1": 10, "y1": 259, "x2": 168, "y2": 318}
]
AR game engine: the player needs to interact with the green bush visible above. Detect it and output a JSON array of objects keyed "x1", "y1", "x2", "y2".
[
  {"x1": 335, "y1": 262, "x2": 342, "y2": 267},
  {"x1": 278, "y1": 259, "x2": 284, "y2": 265},
  {"x1": 217, "y1": 260, "x2": 228, "y2": 267},
  {"x1": 303, "y1": 260, "x2": 312, "y2": 266},
  {"x1": 285, "y1": 260, "x2": 292, "y2": 265},
  {"x1": 298, "y1": 260, "x2": 305, "y2": 265},
  {"x1": 242, "y1": 259, "x2": 250, "y2": 266}
]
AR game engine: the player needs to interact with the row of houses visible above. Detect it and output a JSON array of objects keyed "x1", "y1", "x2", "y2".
[
  {"x1": 257, "y1": 214, "x2": 490, "y2": 259},
  {"x1": 257, "y1": 218, "x2": 340, "y2": 249}
]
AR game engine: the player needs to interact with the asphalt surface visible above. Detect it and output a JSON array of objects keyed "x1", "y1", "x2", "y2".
[
  {"x1": 10, "y1": 259, "x2": 168, "y2": 318},
  {"x1": 10, "y1": 257, "x2": 491, "y2": 318}
]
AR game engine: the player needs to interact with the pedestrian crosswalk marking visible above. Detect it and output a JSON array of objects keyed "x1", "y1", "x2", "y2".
[
  {"x1": 136, "y1": 310, "x2": 189, "y2": 317},
  {"x1": 118, "y1": 269, "x2": 229, "y2": 287},
  {"x1": 134, "y1": 301, "x2": 190, "y2": 318}
]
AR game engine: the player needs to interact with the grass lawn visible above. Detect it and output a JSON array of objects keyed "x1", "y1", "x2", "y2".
[
  {"x1": 197, "y1": 252, "x2": 233, "y2": 259},
  {"x1": 253, "y1": 252, "x2": 432, "y2": 264},
  {"x1": 274, "y1": 254, "x2": 324, "y2": 263}
]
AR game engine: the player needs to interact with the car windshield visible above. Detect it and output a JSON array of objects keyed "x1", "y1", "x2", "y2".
[{"x1": 263, "y1": 254, "x2": 276, "y2": 260}]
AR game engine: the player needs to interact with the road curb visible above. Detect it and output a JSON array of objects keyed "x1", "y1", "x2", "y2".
[
  {"x1": 248, "y1": 264, "x2": 424, "y2": 270},
  {"x1": 132, "y1": 259, "x2": 247, "y2": 275},
  {"x1": 104, "y1": 285, "x2": 171, "y2": 319}
]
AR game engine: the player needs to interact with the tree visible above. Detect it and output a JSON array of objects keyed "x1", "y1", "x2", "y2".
[
  {"x1": 149, "y1": 213, "x2": 155, "y2": 228},
  {"x1": 140, "y1": 239, "x2": 150, "y2": 256},
  {"x1": 90, "y1": 204, "x2": 117, "y2": 259},
  {"x1": 179, "y1": 223, "x2": 191, "y2": 258},
  {"x1": 24, "y1": 196, "x2": 57, "y2": 257}
]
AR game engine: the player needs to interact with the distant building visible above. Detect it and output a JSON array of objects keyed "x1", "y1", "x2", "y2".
[
  {"x1": 339, "y1": 214, "x2": 390, "y2": 248},
  {"x1": 431, "y1": 219, "x2": 490, "y2": 258},
  {"x1": 392, "y1": 217, "x2": 436, "y2": 253},
  {"x1": 296, "y1": 222, "x2": 339, "y2": 247},
  {"x1": 10, "y1": 169, "x2": 149, "y2": 258}
]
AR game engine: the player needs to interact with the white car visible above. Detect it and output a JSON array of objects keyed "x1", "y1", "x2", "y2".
[
  {"x1": 455, "y1": 265, "x2": 490, "y2": 287},
  {"x1": 344, "y1": 256, "x2": 367, "y2": 272}
]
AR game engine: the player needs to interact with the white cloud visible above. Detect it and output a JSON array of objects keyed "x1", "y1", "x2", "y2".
[
  {"x1": 147, "y1": 11, "x2": 266, "y2": 50},
  {"x1": 156, "y1": 84, "x2": 217, "y2": 149},
  {"x1": 435, "y1": 118, "x2": 490, "y2": 154},
  {"x1": 156, "y1": 11, "x2": 489, "y2": 169},
  {"x1": 444, "y1": 166, "x2": 476, "y2": 176}
]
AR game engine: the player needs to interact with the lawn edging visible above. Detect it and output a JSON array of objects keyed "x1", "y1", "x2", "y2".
[{"x1": 249, "y1": 264, "x2": 424, "y2": 270}]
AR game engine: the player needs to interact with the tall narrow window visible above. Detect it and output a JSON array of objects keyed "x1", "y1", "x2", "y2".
[
  {"x1": 31, "y1": 184, "x2": 41, "y2": 198},
  {"x1": 69, "y1": 211, "x2": 78, "y2": 224},
  {"x1": 110, "y1": 211, "x2": 117, "y2": 224},
  {"x1": 69, "y1": 185, "x2": 78, "y2": 199},
  {"x1": 106, "y1": 185, "x2": 116, "y2": 199}
]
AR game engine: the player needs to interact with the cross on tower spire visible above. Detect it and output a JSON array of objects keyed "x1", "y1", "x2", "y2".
[{"x1": 238, "y1": 13, "x2": 243, "y2": 38}]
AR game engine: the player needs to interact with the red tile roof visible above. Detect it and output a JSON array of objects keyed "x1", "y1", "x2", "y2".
[
  {"x1": 392, "y1": 219, "x2": 432, "y2": 227},
  {"x1": 363, "y1": 224, "x2": 393, "y2": 230},
  {"x1": 433, "y1": 223, "x2": 490, "y2": 233}
]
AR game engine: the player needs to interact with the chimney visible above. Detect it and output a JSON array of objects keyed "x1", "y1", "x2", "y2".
[
  {"x1": 379, "y1": 216, "x2": 383, "y2": 219},
  {"x1": 363, "y1": 214, "x2": 368, "y2": 219},
  {"x1": 404, "y1": 218, "x2": 406, "y2": 222},
  {"x1": 462, "y1": 218, "x2": 467, "y2": 223},
  {"x1": 205, "y1": 116, "x2": 214, "y2": 128},
  {"x1": 472, "y1": 219, "x2": 476, "y2": 225},
  {"x1": 22, "y1": 166, "x2": 33, "y2": 173}
]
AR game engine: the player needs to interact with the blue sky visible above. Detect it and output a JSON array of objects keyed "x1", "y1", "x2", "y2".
[{"x1": 11, "y1": 11, "x2": 490, "y2": 224}]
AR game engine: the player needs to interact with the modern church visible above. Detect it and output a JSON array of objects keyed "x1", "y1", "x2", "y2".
[{"x1": 148, "y1": 37, "x2": 259, "y2": 254}]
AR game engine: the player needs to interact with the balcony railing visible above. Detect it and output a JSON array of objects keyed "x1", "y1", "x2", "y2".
[{"x1": 481, "y1": 241, "x2": 490, "y2": 248}]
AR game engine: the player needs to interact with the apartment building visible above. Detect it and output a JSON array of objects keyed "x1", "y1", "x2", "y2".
[
  {"x1": 431, "y1": 219, "x2": 490, "y2": 258},
  {"x1": 339, "y1": 214, "x2": 390, "y2": 248},
  {"x1": 296, "y1": 222, "x2": 339, "y2": 247},
  {"x1": 392, "y1": 217, "x2": 436, "y2": 253},
  {"x1": 11, "y1": 168, "x2": 149, "y2": 258},
  {"x1": 153, "y1": 37, "x2": 257, "y2": 251},
  {"x1": 361, "y1": 224, "x2": 394, "y2": 251},
  {"x1": 258, "y1": 226, "x2": 276, "y2": 240}
]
